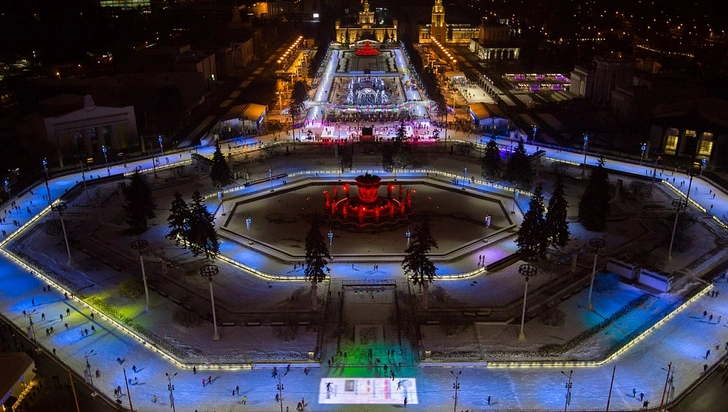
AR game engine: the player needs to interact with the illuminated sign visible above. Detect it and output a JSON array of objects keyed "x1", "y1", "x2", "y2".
[{"x1": 318, "y1": 378, "x2": 418, "y2": 404}]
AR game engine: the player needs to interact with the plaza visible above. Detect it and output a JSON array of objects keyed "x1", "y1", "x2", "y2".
[{"x1": 2, "y1": 41, "x2": 728, "y2": 412}]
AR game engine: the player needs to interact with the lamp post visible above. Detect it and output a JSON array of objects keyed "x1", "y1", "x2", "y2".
[
  {"x1": 484, "y1": 214, "x2": 491, "y2": 242},
  {"x1": 130, "y1": 239, "x2": 150, "y2": 312},
  {"x1": 246, "y1": 217, "x2": 253, "y2": 245},
  {"x1": 166, "y1": 372, "x2": 177, "y2": 412},
  {"x1": 511, "y1": 189, "x2": 519, "y2": 214},
  {"x1": 562, "y1": 370, "x2": 573, "y2": 412},
  {"x1": 668, "y1": 199, "x2": 687, "y2": 260},
  {"x1": 122, "y1": 367, "x2": 134, "y2": 412},
  {"x1": 462, "y1": 167, "x2": 468, "y2": 188},
  {"x1": 4, "y1": 177, "x2": 10, "y2": 198},
  {"x1": 451, "y1": 370, "x2": 461, "y2": 412},
  {"x1": 532, "y1": 125, "x2": 537, "y2": 142},
  {"x1": 269, "y1": 168, "x2": 274, "y2": 192},
  {"x1": 586, "y1": 237, "x2": 607, "y2": 311},
  {"x1": 276, "y1": 372, "x2": 287, "y2": 412},
  {"x1": 52, "y1": 203, "x2": 72, "y2": 264},
  {"x1": 23, "y1": 309, "x2": 38, "y2": 348},
  {"x1": 102, "y1": 146, "x2": 108, "y2": 166},
  {"x1": 518, "y1": 263, "x2": 538, "y2": 340},
  {"x1": 639, "y1": 142, "x2": 647, "y2": 165},
  {"x1": 659, "y1": 363, "x2": 672, "y2": 411},
  {"x1": 158, "y1": 136, "x2": 164, "y2": 154},
  {"x1": 200, "y1": 264, "x2": 220, "y2": 340},
  {"x1": 700, "y1": 157, "x2": 707, "y2": 176},
  {"x1": 581, "y1": 134, "x2": 589, "y2": 175},
  {"x1": 406, "y1": 229, "x2": 411, "y2": 248},
  {"x1": 84, "y1": 349, "x2": 97, "y2": 396},
  {"x1": 328, "y1": 230, "x2": 334, "y2": 258},
  {"x1": 42, "y1": 158, "x2": 53, "y2": 207}
]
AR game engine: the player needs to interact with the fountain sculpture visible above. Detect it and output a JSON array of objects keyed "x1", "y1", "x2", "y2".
[{"x1": 325, "y1": 173, "x2": 412, "y2": 228}]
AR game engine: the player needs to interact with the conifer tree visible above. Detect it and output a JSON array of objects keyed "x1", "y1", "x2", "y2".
[
  {"x1": 516, "y1": 183, "x2": 547, "y2": 260},
  {"x1": 123, "y1": 170, "x2": 156, "y2": 231},
  {"x1": 505, "y1": 140, "x2": 533, "y2": 189},
  {"x1": 545, "y1": 176, "x2": 570, "y2": 248},
  {"x1": 188, "y1": 190, "x2": 219, "y2": 259},
  {"x1": 166, "y1": 190, "x2": 190, "y2": 246},
  {"x1": 304, "y1": 212, "x2": 330, "y2": 311},
  {"x1": 210, "y1": 143, "x2": 232, "y2": 189},
  {"x1": 578, "y1": 158, "x2": 610, "y2": 231},
  {"x1": 481, "y1": 135, "x2": 501, "y2": 181},
  {"x1": 402, "y1": 218, "x2": 438, "y2": 309}
]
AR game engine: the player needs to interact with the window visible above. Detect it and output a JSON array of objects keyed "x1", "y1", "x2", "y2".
[
  {"x1": 698, "y1": 132, "x2": 713, "y2": 156},
  {"x1": 664, "y1": 127, "x2": 679, "y2": 154}
]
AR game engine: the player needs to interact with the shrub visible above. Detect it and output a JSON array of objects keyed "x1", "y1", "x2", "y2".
[
  {"x1": 541, "y1": 308, "x2": 566, "y2": 326},
  {"x1": 119, "y1": 279, "x2": 144, "y2": 299},
  {"x1": 593, "y1": 273, "x2": 620, "y2": 293}
]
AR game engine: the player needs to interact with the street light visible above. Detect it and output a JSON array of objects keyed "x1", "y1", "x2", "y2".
[
  {"x1": 246, "y1": 217, "x2": 253, "y2": 245},
  {"x1": 484, "y1": 214, "x2": 492, "y2": 242},
  {"x1": 269, "y1": 168, "x2": 274, "y2": 192},
  {"x1": 328, "y1": 230, "x2": 334, "y2": 258},
  {"x1": 130, "y1": 239, "x2": 150, "y2": 312},
  {"x1": 200, "y1": 264, "x2": 220, "y2": 340},
  {"x1": 158, "y1": 136, "x2": 164, "y2": 154},
  {"x1": 511, "y1": 189, "x2": 519, "y2": 214},
  {"x1": 84, "y1": 349, "x2": 97, "y2": 396},
  {"x1": 23, "y1": 309, "x2": 38, "y2": 348},
  {"x1": 581, "y1": 134, "x2": 589, "y2": 175},
  {"x1": 639, "y1": 142, "x2": 647, "y2": 165},
  {"x1": 532, "y1": 125, "x2": 537, "y2": 142},
  {"x1": 276, "y1": 370, "x2": 288, "y2": 412},
  {"x1": 102, "y1": 145, "x2": 108, "y2": 166},
  {"x1": 586, "y1": 237, "x2": 607, "y2": 311},
  {"x1": 166, "y1": 372, "x2": 178, "y2": 412},
  {"x1": 42, "y1": 158, "x2": 53, "y2": 207},
  {"x1": 518, "y1": 263, "x2": 538, "y2": 340},
  {"x1": 562, "y1": 370, "x2": 573, "y2": 412},
  {"x1": 4, "y1": 177, "x2": 10, "y2": 198},
  {"x1": 52, "y1": 203, "x2": 72, "y2": 264},
  {"x1": 451, "y1": 370, "x2": 461, "y2": 412},
  {"x1": 668, "y1": 199, "x2": 687, "y2": 261},
  {"x1": 406, "y1": 229, "x2": 411, "y2": 248}
]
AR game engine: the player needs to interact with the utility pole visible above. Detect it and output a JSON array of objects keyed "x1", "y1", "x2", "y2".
[{"x1": 562, "y1": 370, "x2": 573, "y2": 412}]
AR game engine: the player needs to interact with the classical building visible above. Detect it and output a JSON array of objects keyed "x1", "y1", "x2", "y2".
[
  {"x1": 335, "y1": 0, "x2": 398, "y2": 45},
  {"x1": 648, "y1": 98, "x2": 728, "y2": 167},
  {"x1": 40, "y1": 94, "x2": 139, "y2": 167},
  {"x1": 419, "y1": 0, "x2": 478, "y2": 45},
  {"x1": 571, "y1": 57, "x2": 633, "y2": 106}
]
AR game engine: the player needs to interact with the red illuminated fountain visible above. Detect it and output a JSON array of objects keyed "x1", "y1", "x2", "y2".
[
  {"x1": 355, "y1": 43, "x2": 381, "y2": 56},
  {"x1": 324, "y1": 173, "x2": 412, "y2": 227}
]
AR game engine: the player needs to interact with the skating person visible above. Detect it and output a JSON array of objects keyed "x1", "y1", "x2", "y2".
[
  {"x1": 242, "y1": 395, "x2": 247, "y2": 404},
  {"x1": 193, "y1": 366, "x2": 197, "y2": 375}
]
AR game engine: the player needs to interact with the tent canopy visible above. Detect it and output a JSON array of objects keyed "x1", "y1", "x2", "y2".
[{"x1": 222, "y1": 103, "x2": 267, "y2": 123}]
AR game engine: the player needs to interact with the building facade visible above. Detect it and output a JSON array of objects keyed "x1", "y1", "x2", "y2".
[
  {"x1": 42, "y1": 95, "x2": 139, "y2": 167},
  {"x1": 335, "y1": 0, "x2": 398, "y2": 44}
]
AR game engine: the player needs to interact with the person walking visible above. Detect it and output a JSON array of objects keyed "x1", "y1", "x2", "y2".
[
  {"x1": 193, "y1": 366, "x2": 197, "y2": 375},
  {"x1": 41, "y1": 313, "x2": 45, "y2": 321},
  {"x1": 236, "y1": 385, "x2": 240, "y2": 395},
  {"x1": 242, "y1": 395, "x2": 247, "y2": 404},
  {"x1": 639, "y1": 392, "x2": 644, "y2": 401},
  {"x1": 706, "y1": 349, "x2": 711, "y2": 358},
  {"x1": 66, "y1": 308, "x2": 70, "y2": 316},
  {"x1": 632, "y1": 388, "x2": 636, "y2": 398},
  {"x1": 404, "y1": 397, "x2": 407, "y2": 408}
]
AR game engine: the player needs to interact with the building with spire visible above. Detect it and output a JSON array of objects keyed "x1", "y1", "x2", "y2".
[
  {"x1": 335, "y1": 0, "x2": 398, "y2": 45},
  {"x1": 418, "y1": 0, "x2": 477, "y2": 44}
]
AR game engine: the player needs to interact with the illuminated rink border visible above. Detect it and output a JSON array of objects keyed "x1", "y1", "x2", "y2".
[{"x1": 318, "y1": 377, "x2": 418, "y2": 404}]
